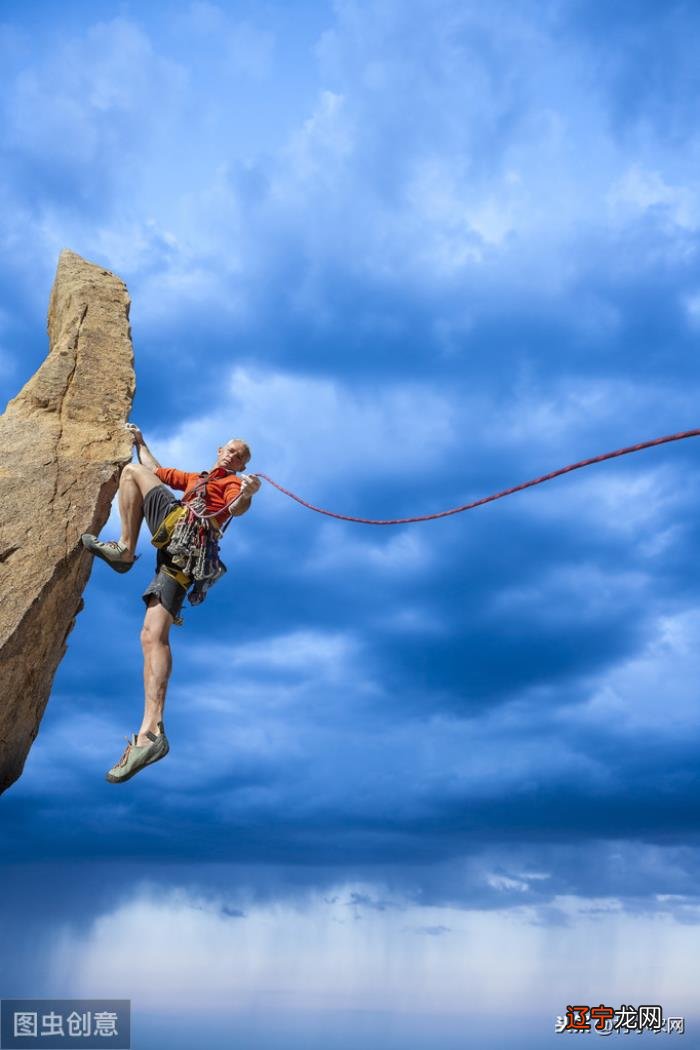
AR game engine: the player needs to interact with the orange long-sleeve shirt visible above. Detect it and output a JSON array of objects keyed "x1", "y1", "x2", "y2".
[{"x1": 155, "y1": 466, "x2": 243, "y2": 527}]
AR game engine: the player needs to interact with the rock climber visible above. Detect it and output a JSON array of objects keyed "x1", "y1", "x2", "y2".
[{"x1": 81, "y1": 423, "x2": 261, "y2": 784}]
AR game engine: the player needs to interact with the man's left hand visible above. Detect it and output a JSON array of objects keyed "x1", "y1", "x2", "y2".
[{"x1": 239, "y1": 473, "x2": 262, "y2": 498}]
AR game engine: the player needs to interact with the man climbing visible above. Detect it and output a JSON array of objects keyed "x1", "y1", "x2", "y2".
[{"x1": 81, "y1": 423, "x2": 261, "y2": 784}]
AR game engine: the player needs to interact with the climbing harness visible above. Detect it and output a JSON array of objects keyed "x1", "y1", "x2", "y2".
[
  {"x1": 250, "y1": 428, "x2": 700, "y2": 525},
  {"x1": 151, "y1": 473, "x2": 229, "y2": 607}
]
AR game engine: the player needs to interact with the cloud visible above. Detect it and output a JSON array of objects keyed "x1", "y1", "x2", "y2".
[
  {"x1": 2, "y1": 0, "x2": 698, "y2": 348},
  {"x1": 153, "y1": 364, "x2": 457, "y2": 494},
  {"x1": 2, "y1": 18, "x2": 186, "y2": 205},
  {"x1": 184, "y1": 4, "x2": 276, "y2": 80},
  {"x1": 306, "y1": 523, "x2": 436, "y2": 574},
  {"x1": 188, "y1": 627, "x2": 360, "y2": 679},
  {"x1": 42, "y1": 877, "x2": 700, "y2": 1017},
  {"x1": 409, "y1": 924, "x2": 451, "y2": 936},
  {"x1": 560, "y1": 607, "x2": 700, "y2": 734},
  {"x1": 608, "y1": 166, "x2": 699, "y2": 231}
]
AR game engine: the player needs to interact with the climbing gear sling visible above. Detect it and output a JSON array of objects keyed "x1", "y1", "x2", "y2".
[{"x1": 151, "y1": 473, "x2": 228, "y2": 607}]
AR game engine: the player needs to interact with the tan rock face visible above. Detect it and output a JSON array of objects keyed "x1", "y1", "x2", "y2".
[{"x1": 0, "y1": 250, "x2": 135, "y2": 792}]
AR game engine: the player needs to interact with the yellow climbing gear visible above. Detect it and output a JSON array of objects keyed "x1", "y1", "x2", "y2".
[
  {"x1": 151, "y1": 505, "x2": 187, "y2": 549},
  {"x1": 160, "y1": 563, "x2": 192, "y2": 589}
]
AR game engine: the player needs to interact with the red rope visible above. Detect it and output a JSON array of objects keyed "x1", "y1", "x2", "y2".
[{"x1": 253, "y1": 429, "x2": 700, "y2": 526}]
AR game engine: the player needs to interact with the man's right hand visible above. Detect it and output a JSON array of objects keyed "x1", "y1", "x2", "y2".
[{"x1": 126, "y1": 423, "x2": 145, "y2": 446}]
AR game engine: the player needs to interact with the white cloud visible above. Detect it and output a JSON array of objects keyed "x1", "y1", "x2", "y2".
[
  {"x1": 373, "y1": 604, "x2": 447, "y2": 635},
  {"x1": 48, "y1": 881, "x2": 700, "y2": 1014},
  {"x1": 491, "y1": 377, "x2": 697, "y2": 449},
  {"x1": 3, "y1": 0, "x2": 700, "y2": 346},
  {"x1": 683, "y1": 290, "x2": 700, "y2": 328},
  {"x1": 514, "y1": 463, "x2": 694, "y2": 546},
  {"x1": 479, "y1": 376, "x2": 699, "y2": 540},
  {"x1": 489, "y1": 562, "x2": 649, "y2": 627},
  {"x1": 5, "y1": 19, "x2": 185, "y2": 162},
  {"x1": 193, "y1": 8, "x2": 275, "y2": 80},
  {"x1": 564, "y1": 608, "x2": 700, "y2": 734},
  {"x1": 608, "y1": 166, "x2": 699, "y2": 231},
  {"x1": 306, "y1": 522, "x2": 436, "y2": 574},
  {"x1": 282, "y1": 90, "x2": 355, "y2": 185},
  {"x1": 19, "y1": 695, "x2": 143, "y2": 795},
  {"x1": 486, "y1": 873, "x2": 531, "y2": 893},
  {"x1": 152, "y1": 364, "x2": 457, "y2": 494},
  {"x1": 190, "y1": 627, "x2": 358, "y2": 676}
]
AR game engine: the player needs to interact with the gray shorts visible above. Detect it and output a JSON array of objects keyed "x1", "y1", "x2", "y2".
[{"x1": 141, "y1": 485, "x2": 188, "y2": 623}]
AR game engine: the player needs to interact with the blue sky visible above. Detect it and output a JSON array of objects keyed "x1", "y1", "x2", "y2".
[{"x1": 2, "y1": 1, "x2": 700, "y2": 1047}]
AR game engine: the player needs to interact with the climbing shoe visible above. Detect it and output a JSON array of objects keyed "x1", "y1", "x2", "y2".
[
  {"x1": 105, "y1": 722, "x2": 169, "y2": 783},
  {"x1": 81, "y1": 534, "x2": 137, "y2": 573}
]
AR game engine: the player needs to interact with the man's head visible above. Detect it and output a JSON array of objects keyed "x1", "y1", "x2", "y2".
[{"x1": 216, "y1": 438, "x2": 251, "y2": 472}]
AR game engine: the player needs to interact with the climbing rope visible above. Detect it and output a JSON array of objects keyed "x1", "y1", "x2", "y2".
[
  {"x1": 250, "y1": 428, "x2": 700, "y2": 526},
  {"x1": 180, "y1": 428, "x2": 699, "y2": 527}
]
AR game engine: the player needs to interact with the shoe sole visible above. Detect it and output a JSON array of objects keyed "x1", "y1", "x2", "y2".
[
  {"x1": 105, "y1": 739, "x2": 170, "y2": 783},
  {"x1": 81, "y1": 534, "x2": 135, "y2": 574}
]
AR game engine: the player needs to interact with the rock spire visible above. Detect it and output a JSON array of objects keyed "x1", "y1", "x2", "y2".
[{"x1": 0, "y1": 250, "x2": 135, "y2": 792}]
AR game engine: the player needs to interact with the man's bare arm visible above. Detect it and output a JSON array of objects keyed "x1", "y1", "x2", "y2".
[
  {"x1": 126, "y1": 423, "x2": 161, "y2": 471},
  {"x1": 228, "y1": 494, "x2": 252, "y2": 517}
]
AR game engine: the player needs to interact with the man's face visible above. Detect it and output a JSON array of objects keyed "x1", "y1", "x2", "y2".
[{"x1": 216, "y1": 441, "x2": 249, "y2": 471}]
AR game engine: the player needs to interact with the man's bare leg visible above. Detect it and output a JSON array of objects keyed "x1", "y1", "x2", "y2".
[
  {"x1": 116, "y1": 463, "x2": 162, "y2": 559},
  {"x1": 137, "y1": 598, "x2": 174, "y2": 745}
]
